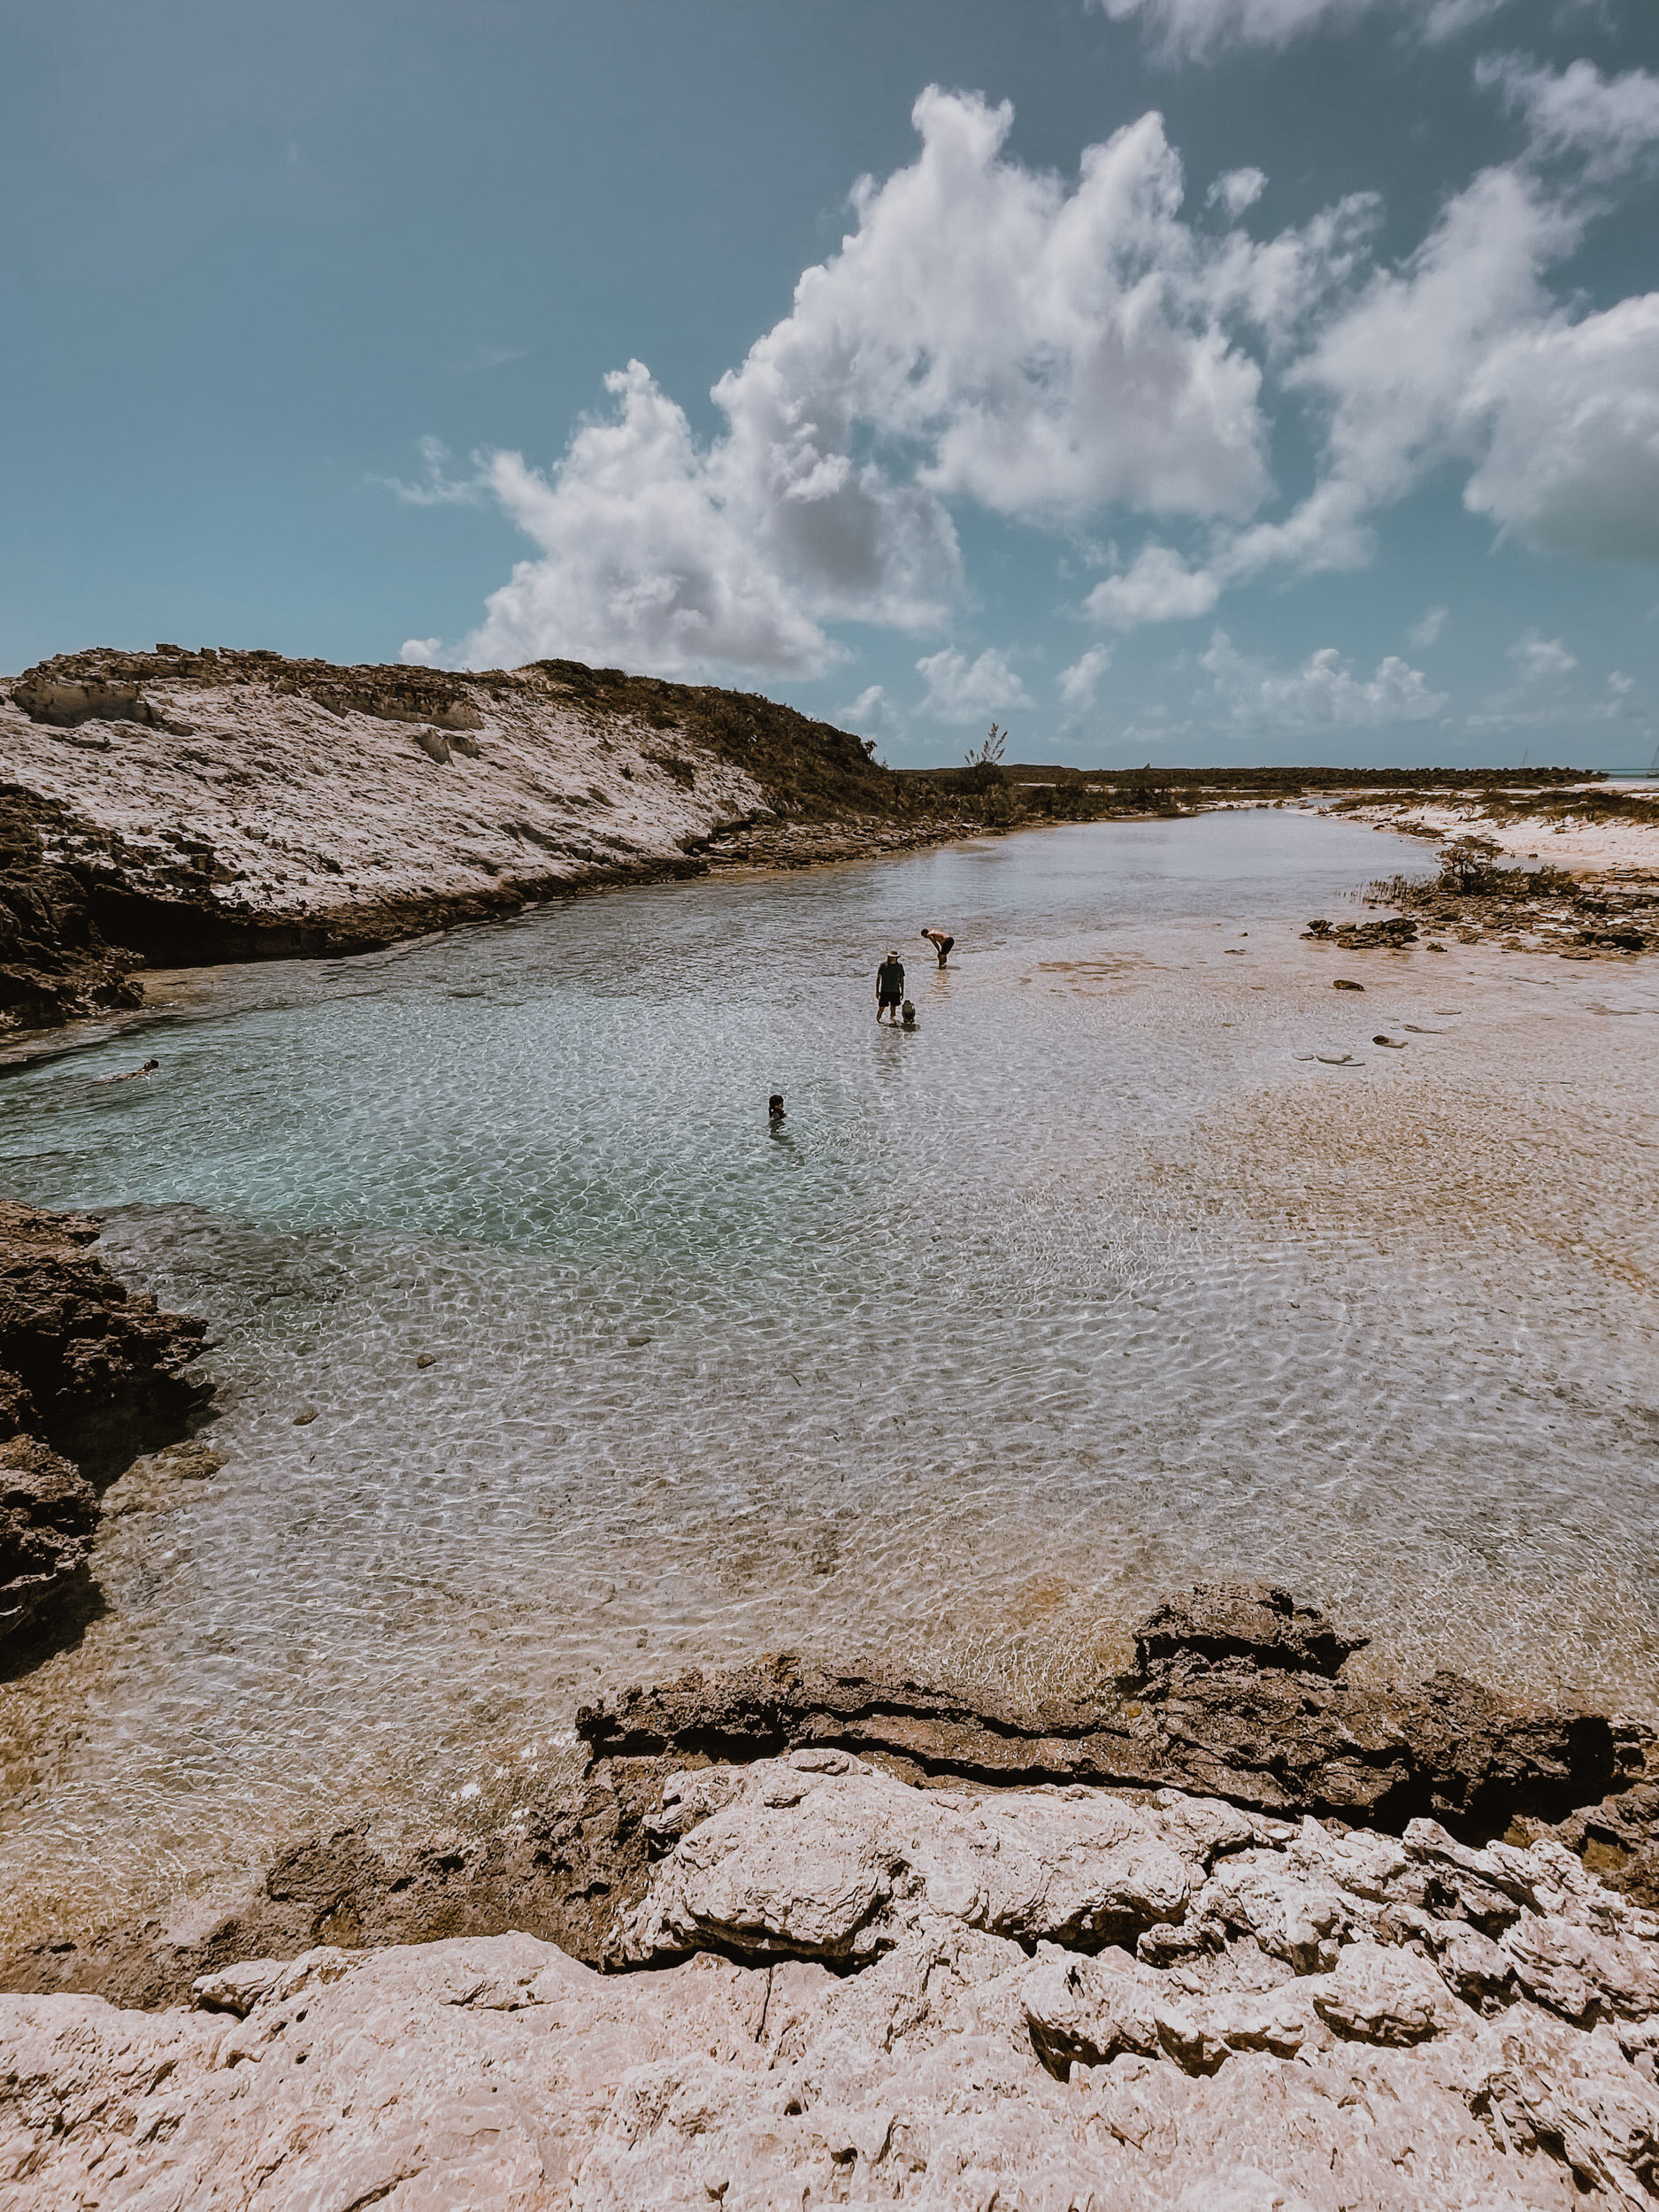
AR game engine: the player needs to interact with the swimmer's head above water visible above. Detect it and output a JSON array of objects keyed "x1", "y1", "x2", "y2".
[{"x1": 768, "y1": 1093, "x2": 786, "y2": 1121}]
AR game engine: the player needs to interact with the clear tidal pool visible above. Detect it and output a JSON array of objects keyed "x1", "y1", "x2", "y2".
[{"x1": 1, "y1": 809, "x2": 1656, "y2": 1946}]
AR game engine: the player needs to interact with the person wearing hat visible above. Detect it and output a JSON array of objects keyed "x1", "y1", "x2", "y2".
[{"x1": 875, "y1": 949, "x2": 905, "y2": 1022}]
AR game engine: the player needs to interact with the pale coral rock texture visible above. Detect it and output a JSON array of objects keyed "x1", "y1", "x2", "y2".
[{"x1": 4, "y1": 1752, "x2": 1657, "y2": 2208}]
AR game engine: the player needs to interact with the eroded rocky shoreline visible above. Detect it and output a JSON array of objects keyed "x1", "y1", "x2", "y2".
[
  {"x1": 0, "y1": 1202, "x2": 211, "y2": 1663},
  {"x1": 3, "y1": 642, "x2": 1643, "y2": 1047},
  {"x1": 3, "y1": 1585, "x2": 1656, "y2": 2206},
  {"x1": 0, "y1": 648, "x2": 997, "y2": 1039}
]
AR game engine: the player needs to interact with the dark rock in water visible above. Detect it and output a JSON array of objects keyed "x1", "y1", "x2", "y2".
[
  {"x1": 1333, "y1": 979, "x2": 1364, "y2": 990},
  {"x1": 0, "y1": 1200, "x2": 210, "y2": 1652},
  {"x1": 1536, "y1": 1779, "x2": 1659, "y2": 1909},
  {"x1": 1578, "y1": 927, "x2": 1646, "y2": 952},
  {"x1": 578, "y1": 1581, "x2": 1648, "y2": 1842},
  {"x1": 0, "y1": 1434, "x2": 97, "y2": 1640},
  {"x1": 1303, "y1": 916, "x2": 1417, "y2": 949},
  {"x1": 1133, "y1": 1581, "x2": 1365, "y2": 1685},
  {"x1": 0, "y1": 1201, "x2": 209, "y2": 1479}
]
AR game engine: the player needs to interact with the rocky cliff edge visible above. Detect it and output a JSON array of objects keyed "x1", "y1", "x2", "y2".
[
  {"x1": 3, "y1": 1589, "x2": 1658, "y2": 2207},
  {"x1": 0, "y1": 646, "x2": 952, "y2": 1036}
]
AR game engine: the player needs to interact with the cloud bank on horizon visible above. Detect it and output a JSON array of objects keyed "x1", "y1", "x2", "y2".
[{"x1": 396, "y1": 15, "x2": 1659, "y2": 756}]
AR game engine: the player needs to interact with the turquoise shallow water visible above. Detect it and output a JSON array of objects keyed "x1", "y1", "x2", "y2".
[{"x1": 2, "y1": 810, "x2": 1656, "y2": 1940}]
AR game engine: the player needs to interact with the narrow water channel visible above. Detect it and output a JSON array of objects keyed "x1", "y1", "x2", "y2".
[{"x1": 2, "y1": 810, "x2": 1655, "y2": 1947}]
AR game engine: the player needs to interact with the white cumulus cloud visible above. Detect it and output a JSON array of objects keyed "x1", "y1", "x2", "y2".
[
  {"x1": 1202, "y1": 630, "x2": 1447, "y2": 727},
  {"x1": 1110, "y1": 69, "x2": 1659, "y2": 618},
  {"x1": 464, "y1": 363, "x2": 847, "y2": 677},
  {"x1": 1208, "y1": 166, "x2": 1268, "y2": 219},
  {"x1": 1509, "y1": 631, "x2": 1577, "y2": 680},
  {"x1": 916, "y1": 647, "x2": 1033, "y2": 723},
  {"x1": 1059, "y1": 645, "x2": 1113, "y2": 710},
  {"x1": 439, "y1": 86, "x2": 1356, "y2": 675},
  {"x1": 1087, "y1": 545, "x2": 1225, "y2": 627},
  {"x1": 402, "y1": 62, "x2": 1659, "y2": 677},
  {"x1": 1461, "y1": 295, "x2": 1659, "y2": 561},
  {"x1": 1479, "y1": 53, "x2": 1659, "y2": 184},
  {"x1": 841, "y1": 684, "x2": 906, "y2": 743}
]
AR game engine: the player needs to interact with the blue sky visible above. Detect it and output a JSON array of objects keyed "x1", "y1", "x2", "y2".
[{"x1": 3, "y1": 0, "x2": 1656, "y2": 766}]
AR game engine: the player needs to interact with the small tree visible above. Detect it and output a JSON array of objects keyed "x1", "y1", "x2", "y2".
[{"x1": 960, "y1": 722, "x2": 1010, "y2": 798}]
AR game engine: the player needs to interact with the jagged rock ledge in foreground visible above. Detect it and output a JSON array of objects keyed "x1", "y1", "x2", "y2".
[
  {"x1": 0, "y1": 646, "x2": 983, "y2": 1036},
  {"x1": 3, "y1": 1592, "x2": 1657, "y2": 2207},
  {"x1": 0, "y1": 1201, "x2": 211, "y2": 1657},
  {"x1": 7, "y1": 1586, "x2": 1654, "y2": 2006}
]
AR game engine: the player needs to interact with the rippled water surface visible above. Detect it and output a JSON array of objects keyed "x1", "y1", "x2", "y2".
[{"x1": 2, "y1": 811, "x2": 1656, "y2": 1944}]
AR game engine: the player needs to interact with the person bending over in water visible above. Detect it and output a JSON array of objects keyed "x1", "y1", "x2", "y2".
[
  {"x1": 876, "y1": 951, "x2": 905, "y2": 1023},
  {"x1": 94, "y1": 1057, "x2": 158, "y2": 1086},
  {"x1": 901, "y1": 1002, "x2": 917, "y2": 1030},
  {"x1": 921, "y1": 927, "x2": 954, "y2": 967}
]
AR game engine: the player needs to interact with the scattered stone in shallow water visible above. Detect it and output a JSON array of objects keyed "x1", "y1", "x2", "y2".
[
  {"x1": 1333, "y1": 979, "x2": 1364, "y2": 991},
  {"x1": 414, "y1": 1354, "x2": 435, "y2": 1370},
  {"x1": 1303, "y1": 915, "x2": 1418, "y2": 949},
  {"x1": 1374, "y1": 1035, "x2": 1407, "y2": 1048},
  {"x1": 1134, "y1": 1582, "x2": 1367, "y2": 1684},
  {"x1": 291, "y1": 1407, "x2": 318, "y2": 1426}
]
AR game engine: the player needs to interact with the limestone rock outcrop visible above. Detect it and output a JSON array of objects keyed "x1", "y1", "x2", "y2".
[
  {"x1": 0, "y1": 646, "x2": 968, "y2": 1034},
  {"x1": 13, "y1": 1585, "x2": 1649, "y2": 2012},
  {"x1": 0, "y1": 1201, "x2": 209, "y2": 1651},
  {"x1": 4, "y1": 1755, "x2": 1657, "y2": 2208}
]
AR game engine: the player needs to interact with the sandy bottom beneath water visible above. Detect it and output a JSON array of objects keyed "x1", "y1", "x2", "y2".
[{"x1": 0, "y1": 814, "x2": 1655, "y2": 1953}]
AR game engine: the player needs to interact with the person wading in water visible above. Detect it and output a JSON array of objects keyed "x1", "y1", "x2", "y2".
[
  {"x1": 921, "y1": 928, "x2": 954, "y2": 968},
  {"x1": 875, "y1": 949, "x2": 905, "y2": 1023}
]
